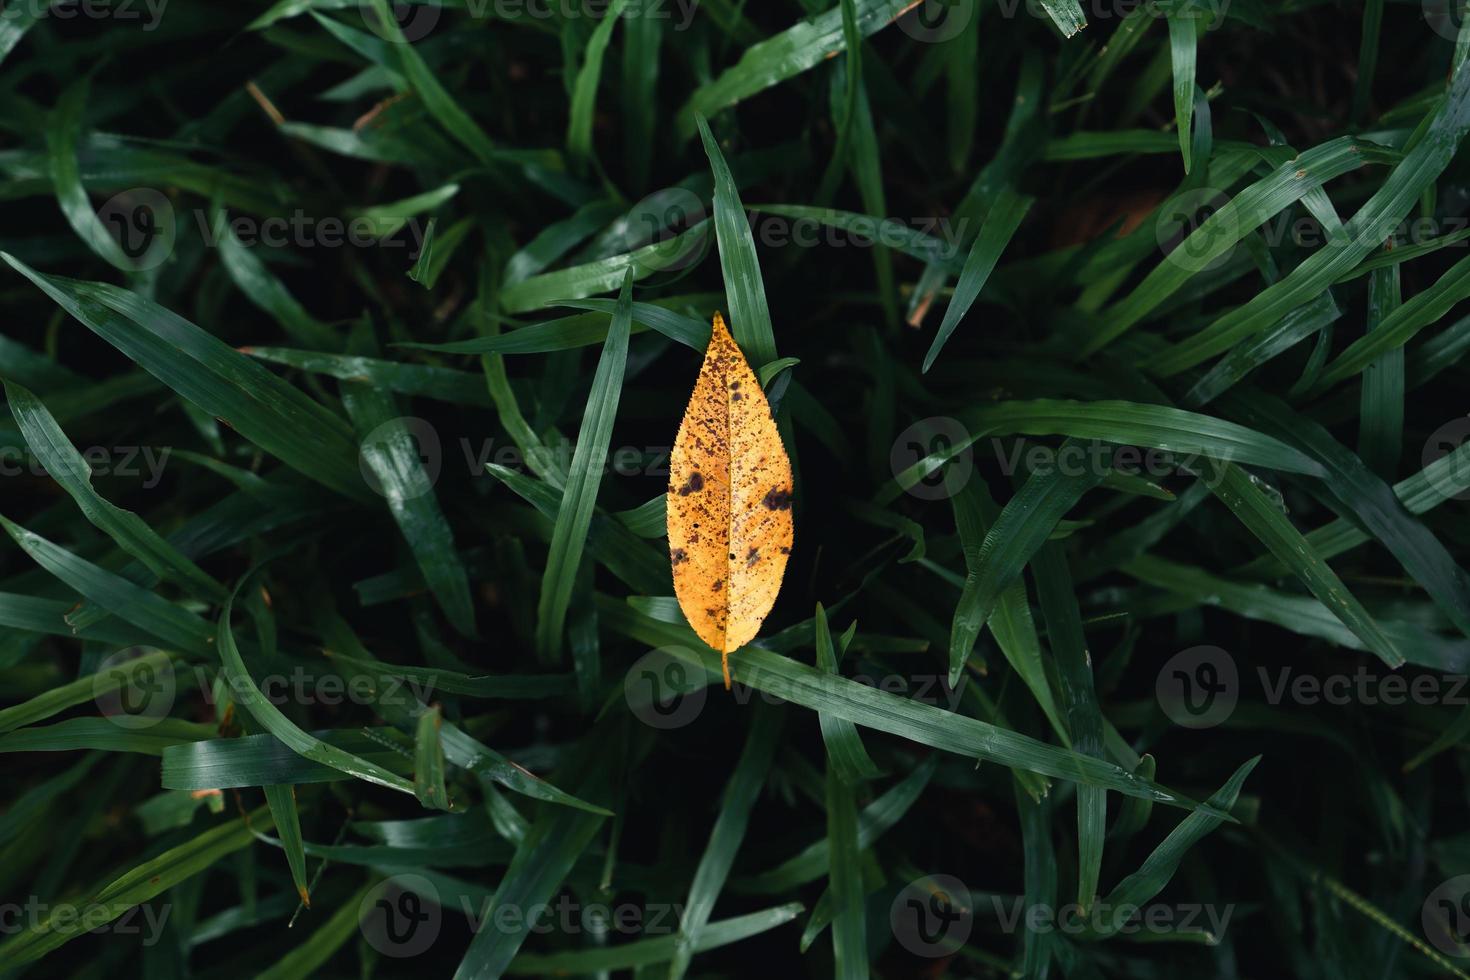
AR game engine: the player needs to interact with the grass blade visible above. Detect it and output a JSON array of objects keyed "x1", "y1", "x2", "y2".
[{"x1": 535, "y1": 271, "x2": 633, "y2": 661}]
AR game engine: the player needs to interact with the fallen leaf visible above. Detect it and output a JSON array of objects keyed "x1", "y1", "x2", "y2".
[{"x1": 667, "y1": 313, "x2": 794, "y2": 688}]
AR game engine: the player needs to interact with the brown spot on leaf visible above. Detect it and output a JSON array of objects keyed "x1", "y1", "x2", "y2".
[{"x1": 762, "y1": 488, "x2": 792, "y2": 510}]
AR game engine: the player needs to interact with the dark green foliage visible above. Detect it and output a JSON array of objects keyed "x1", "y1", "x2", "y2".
[{"x1": 3, "y1": 2, "x2": 1470, "y2": 978}]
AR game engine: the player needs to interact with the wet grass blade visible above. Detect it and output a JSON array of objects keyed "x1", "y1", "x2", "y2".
[
  {"x1": 0, "y1": 514, "x2": 214, "y2": 654},
  {"x1": 413, "y1": 704, "x2": 451, "y2": 811},
  {"x1": 668, "y1": 701, "x2": 783, "y2": 980},
  {"x1": 922, "y1": 188, "x2": 1032, "y2": 373},
  {"x1": 1200, "y1": 458, "x2": 1403, "y2": 666},
  {"x1": 218, "y1": 582, "x2": 416, "y2": 796},
  {"x1": 1183, "y1": 291, "x2": 1340, "y2": 407},
  {"x1": 826, "y1": 755, "x2": 867, "y2": 980},
  {"x1": 343, "y1": 364, "x2": 477, "y2": 636},
  {"x1": 1221, "y1": 388, "x2": 1470, "y2": 640},
  {"x1": 1357, "y1": 261, "x2": 1404, "y2": 477},
  {"x1": 508, "y1": 904, "x2": 804, "y2": 974},
  {"x1": 1317, "y1": 249, "x2": 1470, "y2": 390},
  {"x1": 602, "y1": 599, "x2": 1233, "y2": 815},
  {"x1": 47, "y1": 79, "x2": 133, "y2": 272},
  {"x1": 1031, "y1": 542, "x2": 1105, "y2": 909},
  {"x1": 1088, "y1": 757, "x2": 1259, "y2": 938},
  {"x1": 1142, "y1": 68, "x2": 1470, "y2": 374},
  {"x1": 949, "y1": 440, "x2": 1108, "y2": 686},
  {"x1": 950, "y1": 478, "x2": 1068, "y2": 741},
  {"x1": 246, "y1": 347, "x2": 492, "y2": 407},
  {"x1": 1165, "y1": 8, "x2": 1197, "y2": 173},
  {"x1": 697, "y1": 116, "x2": 777, "y2": 366},
  {"x1": 535, "y1": 271, "x2": 633, "y2": 661},
  {"x1": 0, "y1": 254, "x2": 368, "y2": 500},
  {"x1": 0, "y1": 807, "x2": 270, "y2": 966},
  {"x1": 498, "y1": 222, "x2": 709, "y2": 312},
  {"x1": 566, "y1": 0, "x2": 630, "y2": 171},
  {"x1": 4, "y1": 379, "x2": 226, "y2": 602},
  {"x1": 676, "y1": 0, "x2": 913, "y2": 138},
  {"x1": 963, "y1": 399, "x2": 1324, "y2": 475},
  {"x1": 161, "y1": 730, "x2": 414, "y2": 789},
  {"x1": 814, "y1": 604, "x2": 883, "y2": 782}
]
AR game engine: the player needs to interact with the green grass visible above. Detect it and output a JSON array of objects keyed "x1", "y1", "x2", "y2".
[{"x1": 4, "y1": 1, "x2": 1470, "y2": 977}]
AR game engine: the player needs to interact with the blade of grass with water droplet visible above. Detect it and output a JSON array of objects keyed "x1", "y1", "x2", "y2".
[
  {"x1": 342, "y1": 342, "x2": 477, "y2": 636},
  {"x1": 1199, "y1": 458, "x2": 1402, "y2": 666},
  {"x1": 1221, "y1": 387, "x2": 1470, "y2": 641}
]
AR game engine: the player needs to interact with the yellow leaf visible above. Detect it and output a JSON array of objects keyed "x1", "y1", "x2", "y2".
[{"x1": 667, "y1": 313, "x2": 794, "y2": 689}]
